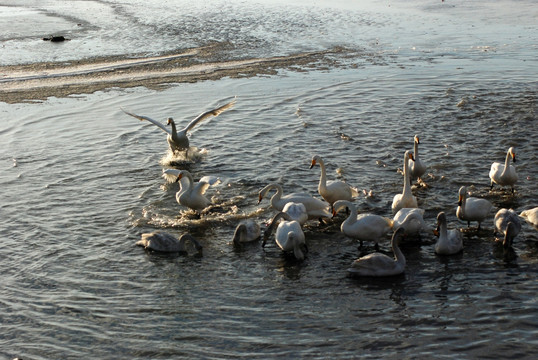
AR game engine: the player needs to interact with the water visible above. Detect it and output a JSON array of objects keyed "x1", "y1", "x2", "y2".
[{"x1": 1, "y1": 0, "x2": 537, "y2": 359}]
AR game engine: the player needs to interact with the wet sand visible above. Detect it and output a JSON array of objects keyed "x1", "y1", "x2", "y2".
[{"x1": 0, "y1": 44, "x2": 352, "y2": 104}]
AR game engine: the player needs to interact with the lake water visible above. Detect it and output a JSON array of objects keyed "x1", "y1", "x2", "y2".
[{"x1": 1, "y1": 0, "x2": 537, "y2": 359}]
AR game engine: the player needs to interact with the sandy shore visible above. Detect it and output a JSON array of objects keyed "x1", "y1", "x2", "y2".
[{"x1": 0, "y1": 44, "x2": 353, "y2": 104}]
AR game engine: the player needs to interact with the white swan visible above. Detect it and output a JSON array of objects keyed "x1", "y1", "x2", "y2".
[
  {"x1": 137, "y1": 232, "x2": 203, "y2": 255},
  {"x1": 347, "y1": 227, "x2": 406, "y2": 277},
  {"x1": 409, "y1": 135, "x2": 426, "y2": 182},
  {"x1": 520, "y1": 207, "x2": 538, "y2": 230},
  {"x1": 494, "y1": 208, "x2": 521, "y2": 238},
  {"x1": 258, "y1": 183, "x2": 331, "y2": 220},
  {"x1": 489, "y1": 147, "x2": 517, "y2": 193},
  {"x1": 169, "y1": 169, "x2": 212, "y2": 212},
  {"x1": 392, "y1": 207, "x2": 429, "y2": 237},
  {"x1": 122, "y1": 99, "x2": 235, "y2": 153},
  {"x1": 282, "y1": 202, "x2": 308, "y2": 225},
  {"x1": 456, "y1": 186, "x2": 493, "y2": 230},
  {"x1": 232, "y1": 219, "x2": 261, "y2": 245},
  {"x1": 310, "y1": 155, "x2": 359, "y2": 208},
  {"x1": 392, "y1": 150, "x2": 418, "y2": 213},
  {"x1": 434, "y1": 212, "x2": 463, "y2": 255},
  {"x1": 333, "y1": 200, "x2": 393, "y2": 249},
  {"x1": 262, "y1": 212, "x2": 306, "y2": 260}
]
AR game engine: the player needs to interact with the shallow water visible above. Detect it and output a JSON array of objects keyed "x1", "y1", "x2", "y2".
[{"x1": 1, "y1": 0, "x2": 537, "y2": 359}]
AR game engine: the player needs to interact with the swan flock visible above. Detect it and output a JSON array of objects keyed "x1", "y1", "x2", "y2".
[{"x1": 126, "y1": 99, "x2": 532, "y2": 274}]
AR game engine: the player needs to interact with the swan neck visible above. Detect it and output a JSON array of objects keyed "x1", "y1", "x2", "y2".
[
  {"x1": 169, "y1": 120, "x2": 177, "y2": 135},
  {"x1": 343, "y1": 203, "x2": 358, "y2": 226},
  {"x1": 402, "y1": 155, "x2": 412, "y2": 194},
  {"x1": 317, "y1": 159, "x2": 327, "y2": 189},
  {"x1": 270, "y1": 184, "x2": 283, "y2": 208},
  {"x1": 414, "y1": 140, "x2": 419, "y2": 158},
  {"x1": 392, "y1": 238, "x2": 406, "y2": 266},
  {"x1": 233, "y1": 224, "x2": 246, "y2": 244}
]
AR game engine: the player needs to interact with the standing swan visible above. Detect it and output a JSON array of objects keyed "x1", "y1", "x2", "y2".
[
  {"x1": 392, "y1": 150, "x2": 418, "y2": 213},
  {"x1": 434, "y1": 212, "x2": 463, "y2": 255},
  {"x1": 489, "y1": 147, "x2": 517, "y2": 193},
  {"x1": 137, "y1": 232, "x2": 203, "y2": 255},
  {"x1": 263, "y1": 212, "x2": 307, "y2": 260},
  {"x1": 409, "y1": 135, "x2": 426, "y2": 182},
  {"x1": 456, "y1": 186, "x2": 492, "y2": 231},
  {"x1": 310, "y1": 155, "x2": 359, "y2": 209},
  {"x1": 122, "y1": 99, "x2": 236, "y2": 154},
  {"x1": 258, "y1": 183, "x2": 331, "y2": 220},
  {"x1": 333, "y1": 200, "x2": 393, "y2": 250},
  {"x1": 232, "y1": 219, "x2": 261, "y2": 246},
  {"x1": 347, "y1": 228, "x2": 406, "y2": 277}
]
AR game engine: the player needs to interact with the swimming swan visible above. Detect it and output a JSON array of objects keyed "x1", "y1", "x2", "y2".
[
  {"x1": 409, "y1": 135, "x2": 426, "y2": 182},
  {"x1": 520, "y1": 207, "x2": 538, "y2": 230},
  {"x1": 434, "y1": 212, "x2": 463, "y2": 255},
  {"x1": 333, "y1": 200, "x2": 393, "y2": 249},
  {"x1": 137, "y1": 232, "x2": 203, "y2": 255},
  {"x1": 456, "y1": 186, "x2": 493, "y2": 231},
  {"x1": 392, "y1": 207, "x2": 429, "y2": 237},
  {"x1": 258, "y1": 183, "x2": 331, "y2": 220},
  {"x1": 169, "y1": 169, "x2": 213, "y2": 212},
  {"x1": 122, "y1": 99, "x2": 235, "y2": 153},
  {"x1": 262, "y1": 212, "x2": 306, "y2": 260},
  {"x1": 282, "y1": 202, "x2": 308, "y2": 225},
  {"x1": 310, "y1": 155, "x2": 359, "y2": 208},
  {"x1": 347, "y1": 227, "x2": 406, "y2": 277},
  {"x1": 392, "y1": 150, "x2": 418, "y2": 213},
  {"x1": 489, "y1": 147, "x2": 517, "y2": 193},
  {"x1": 494, "y1": 208, "x2": 521, "y2": 239},
  {"x1": 232, "y1": 219, "x2": 261, "y2": 245}
]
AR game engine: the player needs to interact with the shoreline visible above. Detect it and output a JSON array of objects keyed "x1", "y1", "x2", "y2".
[{"x1": 0, "y1": 45, "x2": 355, "y2": 104}]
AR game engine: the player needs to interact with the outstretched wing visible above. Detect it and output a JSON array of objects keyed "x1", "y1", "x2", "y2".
[
  {"x1": 122, "y1": 108, "x2": 171, "y2": 134},
  {"x1": 183, "y1": 98, "x2": 236, "y2": 133}
]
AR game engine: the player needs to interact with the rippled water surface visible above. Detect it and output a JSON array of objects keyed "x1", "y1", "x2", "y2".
[{"x1": 1, "y1": 0, "x2": 537, "y2": 359}]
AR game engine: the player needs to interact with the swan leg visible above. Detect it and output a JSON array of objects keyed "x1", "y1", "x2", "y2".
[{"x1": 374, "y1": 242, "x2": 379, "y2": 251}]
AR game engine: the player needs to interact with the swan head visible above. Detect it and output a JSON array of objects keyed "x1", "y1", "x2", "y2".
[
  {"x1": 508, "y1": 147, "x2": 516, "y2": 163},
  {"x1": 179, "y1": 234, "x2": 203, "y2": 256},
  {"x1": 414, "y1": 135, "x2": 420, "y2": 144},
  {"x1": 309, "y1": 155, "x2": 322, "y2": 169},
  {"x1": 406, "y1": 150, "x2": 414, "y2": 162},
  {"x1": 289, "y1": 232, "x2": 305, "y2": 260},
  {"x1": 434, "y1": 211, "x2": 447, "y2": 236},
  {"x1": 166, "y1": 117, "x2": 175, "y2": 126},
  {"x1": 332, "y1": 200, "x2": 348, "y2": 216}
]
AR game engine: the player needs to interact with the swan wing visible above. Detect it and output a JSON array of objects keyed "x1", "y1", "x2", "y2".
[
  {"x1": 183, "y1": 99, "x2": 236, "y2": 133},
  {"x1": 348, "y1": 253, "x2": 399, "y2": 276},
  {"x1": 122, "y1": 108, "x2": 171, "y2": 134}
]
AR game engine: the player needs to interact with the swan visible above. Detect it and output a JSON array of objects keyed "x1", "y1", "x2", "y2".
[
  {"x1": 258, "y1": 183, "x2": 331, "y2": 220},
  {"x1": 434, "y1": 212, "x2": 463, "y2": 255},
  {"x1": 494, "y1": 208, "x2": 521, "y2": 239},
  {"x1": 333, "y1": 200, "x2": 393, "y2": 249},
  {"x1": 520, "y1": 207, "x2": 538, "y2": 230},
  {"x1": 232, "y1": 219, "x2": 261, "y2": 245},
  {"x1": 392, "y1": 150, "x2": 418, "y2": 213},
  {"x1": 456, "y1": 186, "x2": 493, "y2": 230},
  {"x1": 137, "y1": 232, "x2": 203, "y2": 255},
  {"x1": 282, "y1": 202, "x2": 308, "y2": 225},
  {"x1": 169, "y1": 170, "x2": 212, "y2": 212},
  {"x1": 409, "y1": 135, "x2": 426, "y2": 182},
  {"x1": 392, "y1": 208, "x2": 429, "y2": 237},
  {"x1": 262, "y1": 212, "x2": 306, "y2": 260},
  {"x1": 122, "y1": 99, "x2": 235, "y2": 153},
  {"x1": 493, "y1": 222, "x2": 519, "y2": 262},
  {"x1": 347, "y1": 227, "x2": 406, "y2": 277},
  {"x1": 310, "y1": 155, "x2": 359, "y2": 208},
  {"x1": 489, "y1": 147, "x2": 517, "y2": 193}
]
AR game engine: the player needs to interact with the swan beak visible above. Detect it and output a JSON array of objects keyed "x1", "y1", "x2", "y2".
[
  {"x1": 257, "y1": 194, "x2": 263, "y2": 204},
  {"x1": 415, "y1": 135, "x2": 420, "y2": 144},
  {"x1": 512, "y1": 152, "x2": 516, "y2": 163},
  {"x1": 309, "y1": 159, "x2": 316, "y2": 169},
  {"x1": 458, "y1": 195, "x2": 463, "y2": 206},
  {"x1": 433, "y1": 229, "x2": 439, "y2": 237},
  {"x1": 176, "y1": 173, "x2": 183, "y2": 182},
  {"x1": 167, "y1": 117, "x2": 173, "y2": 125},
  {"x1": 408, "y1": 153, "x2": 415, "y2": 161}
]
